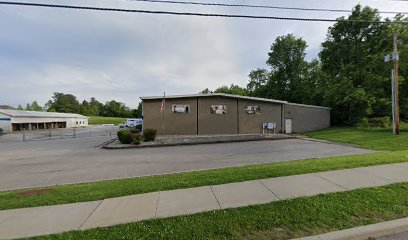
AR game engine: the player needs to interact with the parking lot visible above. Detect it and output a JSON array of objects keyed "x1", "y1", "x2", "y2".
[
  {"x1": 0, "y1": 133, "x2": 373, "y2": 191},
  {"x1": 0, "y1": 126, "x2": 117, "y2": 143}
]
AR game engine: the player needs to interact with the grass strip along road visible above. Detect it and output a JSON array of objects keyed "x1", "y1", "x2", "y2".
[
  {"x1": 28, "y1": 183, "x2": 408, "y2": 240},
  {"x1": 1, "y1": 150, "x2": 408, "y2": 211}
]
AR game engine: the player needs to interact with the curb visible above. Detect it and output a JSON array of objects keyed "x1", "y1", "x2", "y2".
[
  {"x1": 94, "y1": 138, "x2": 117, "y2": 148},
  {"x1": 101, "y1": 135, "x2": 295, "y2": 150},
  {"x1": 293, "y1": 217, "x2": 408, "y2": 240}
]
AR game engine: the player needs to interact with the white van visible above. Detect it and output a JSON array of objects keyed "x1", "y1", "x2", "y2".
[{"x1": 119, "y1": 118, "x2": 143, "y2": 128}]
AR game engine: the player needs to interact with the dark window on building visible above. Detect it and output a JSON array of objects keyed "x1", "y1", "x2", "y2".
[
  {"x1": 210, "y1": 105, "x2": 227, "y2": 114},
  {"x1": 172, "y1": 104, "x2": 190, "y2": 113}
]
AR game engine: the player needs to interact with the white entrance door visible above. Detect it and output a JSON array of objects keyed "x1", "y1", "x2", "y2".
[{"x1": 285, "y1": 119, "x2": 292, "y2": 134}]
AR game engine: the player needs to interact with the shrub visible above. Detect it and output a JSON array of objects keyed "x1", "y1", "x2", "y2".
[
  {"x1": 356, "y1": 118, "x2": 370, "y2": 128},
  {"x1": 357, "y1": 117, "x2": 391, "y2": 129},
  {"x1": 370, "y1": 117, "x2": 391, "y2": 128},
  {"x1": 143, "y1": 128, "x2": 157, "y2": 142},
  {"x1": 117, "y1": 130, "x2": 132, "y2": 144},
  {"x1": 132, "y1": 133, "x2": 142, "y2": 145},
  {"x1": 135, "y1": 124, "x2": 143, "y2": 131},
  {"x1": 129, "y1": 128, "x2": 140, "y2": 134},
  {"x1": 0, "y1": 128, "x2": 3, "y2": 135}
]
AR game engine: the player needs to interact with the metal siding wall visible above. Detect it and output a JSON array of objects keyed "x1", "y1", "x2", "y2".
[
  {"x1": 142, "y1": 99, "x2": 162, "y2": 133},
  {"x1": 198, "y1": 97, "x2": 238, "y2": 134},
  {"x1": 238, "y1": 99, "x2": 282, "y2": 134},
  {"x1": 0, "y1": 113, "x2": 11, "y2": 133},
  {"x1": 143, "y1": 96, "x2": 329, "y2": 135},
  {"x1": 284, "y1": 104, "x2": 330, "y2": 133},
  {"x1": 143, "y1": 98, "x2": 197, "y2": 135}
]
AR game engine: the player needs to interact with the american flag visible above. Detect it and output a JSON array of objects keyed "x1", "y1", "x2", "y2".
[{"x1": 160, "y1": 92, "x2": 165, "y2": 112}]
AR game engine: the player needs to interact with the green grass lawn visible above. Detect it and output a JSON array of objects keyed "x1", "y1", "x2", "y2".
[
  {"x1": 1, "y1": 150, "x2": 408, "y2": 211},
  {"x1": 305, "y1": 127, "x2": 408, "y2": 151},
  {"x1": 88, "y1": 116, "x2": 127, "y2": 125},
  {"x1": 29, "y1": 183, "x2": 408, "y2": 240}
]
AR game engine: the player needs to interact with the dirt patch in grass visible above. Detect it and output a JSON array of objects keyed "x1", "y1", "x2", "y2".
[{"x1": 19, "y1": 189, "x2": 54, "y2": 197}]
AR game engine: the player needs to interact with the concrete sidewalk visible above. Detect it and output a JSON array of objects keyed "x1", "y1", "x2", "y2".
[{"x1": 1, "y1": 162, "x2": 408, "y2": 239}]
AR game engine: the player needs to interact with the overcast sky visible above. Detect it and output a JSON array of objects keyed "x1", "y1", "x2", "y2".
[{"x1": 0, "y1": 0, "x2": 406, "y2": 108}]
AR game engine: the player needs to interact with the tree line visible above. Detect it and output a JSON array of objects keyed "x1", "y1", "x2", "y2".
[
  {"x1": 203, "y1": 5, "x2": 408, "y2": 125},
  {"x1": 18, "y1": 92, "x2": 141, "y2": 118}
]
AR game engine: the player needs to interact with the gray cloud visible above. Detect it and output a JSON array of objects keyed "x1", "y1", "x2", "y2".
[{"x1": 0, "y1": 0, "x2": 405, "y2": 107}]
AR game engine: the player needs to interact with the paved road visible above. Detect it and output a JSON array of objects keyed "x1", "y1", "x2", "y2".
[
  {"x1": 2, "y1": 163, "x2": 407, "y2": 239},
  {"x1": 0, "y1": 137, "x2": 373, "y2": 191}
]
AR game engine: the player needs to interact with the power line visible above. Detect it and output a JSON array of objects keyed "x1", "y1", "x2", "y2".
[
  {"x1": 127, "y1": 0, "x2": 408, "y2": 15},
  {"x1": 0, "y1": 1, "x2": 403, "y2": 24}
]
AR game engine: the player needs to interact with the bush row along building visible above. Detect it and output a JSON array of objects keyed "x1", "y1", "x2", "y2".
[{"x1": 141, "y1": 93, "x2": 330, "y2": 135}]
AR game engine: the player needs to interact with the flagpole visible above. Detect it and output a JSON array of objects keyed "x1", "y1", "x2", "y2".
[{"x1": 162, "y1": 92, "x2": 165, "y2": 135}]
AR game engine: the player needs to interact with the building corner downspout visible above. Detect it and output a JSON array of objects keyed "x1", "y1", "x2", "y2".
[
  {"x1": 141, "y1": 101, "x2": 144, "y2": 134},
  {"x1": 281, "y1": 103, "x2": 285, "y2": 134}
]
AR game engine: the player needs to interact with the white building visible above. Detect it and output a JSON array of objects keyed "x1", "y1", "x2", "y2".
[{"x1": 0, "y1": 109, "x2": 88, "y2": 133}]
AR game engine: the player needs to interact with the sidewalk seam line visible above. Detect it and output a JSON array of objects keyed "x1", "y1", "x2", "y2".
[
  {"x1": 78, "y1": 200, "x2": 103, "y2": 230},
  {"x1": 258, "y1": 180, "x2": 281, "y2": 200},
  {"x1": 209, "y1": 186, "x2": 222, "y2": 209},
  {"x1": 313, "y1": 173, "x2": 349, "y2": 190},
  {"x1": 154, "y1": 192, "x2": 160, "y2": 218},
  {"x1": 353, "y1": 168, "x2": 398, "y2": 182}
]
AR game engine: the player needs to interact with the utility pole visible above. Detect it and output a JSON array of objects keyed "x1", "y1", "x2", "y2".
[
  {"x1": 385, "y1": 33, "x2": 400, "y2": 135},
  {"x1": 393, "y1": 32, "x2": 400, "y2": 135}
]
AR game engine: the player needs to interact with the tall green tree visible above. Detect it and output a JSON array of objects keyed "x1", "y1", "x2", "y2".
[
  {"x1": 200, "y1": 84, "x2": 248, "y2": 96},
  {"x1": 266, "y1": 34, "x2": 309, "y2": 102},
  {"x1": 102, "y1": 100, "x2": 132, "y2": 118},
  {"x1": 200, "y1": 88, "x2": 213, "y2": 94},
  {"x1": 214, "y1": 84, "x2": 248, "y2": 96},
  {"x1": 46, "y1": 92, "x2": 81, "y2": 113},
  {"x1": 17, "y1": 104, "x2": 23, "y2": 110},
  {"x1": 88, "y1": 97, "x2": 103, "y2": 116},
  {"x1": 392, "y1": 14, "x2": 408, "y2": 120},
  {"x1": 30, "y1": 101, "x2": 43, "y2": 111},
  {"x1": 132, "y1": 102, "x2": 142, "y2": 118},
  {"x1": 247, "y1": 34, "x2": 320, "y2": 104},
  {"x1": 78, "y1": 97, "x2": 104, "y2": 116},
  {"x1": 247, "y1": 68, "x2": 269, "y2": 97},
  {"x1": 80, "y1": 100, "x2": 91, "y2": 116},
  {"x1": 25, "y1": 103, "x2": 32, "y2": 111},
  {"x1": 319, "y1": 5, "x2": 389, "y2": 124}
]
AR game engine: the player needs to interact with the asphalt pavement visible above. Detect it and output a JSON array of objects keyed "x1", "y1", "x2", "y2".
[{"x1": 0, "y1": 134, "x2": 373, "y2": 191}]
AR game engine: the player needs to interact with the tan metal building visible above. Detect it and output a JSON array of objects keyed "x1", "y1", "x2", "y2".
[
  {"x1": 140, "y1": 93, "x2": 330, "y2": 135},
  {"x1": 0, "y1": 109, "x2": 88, "y2": 133}
]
